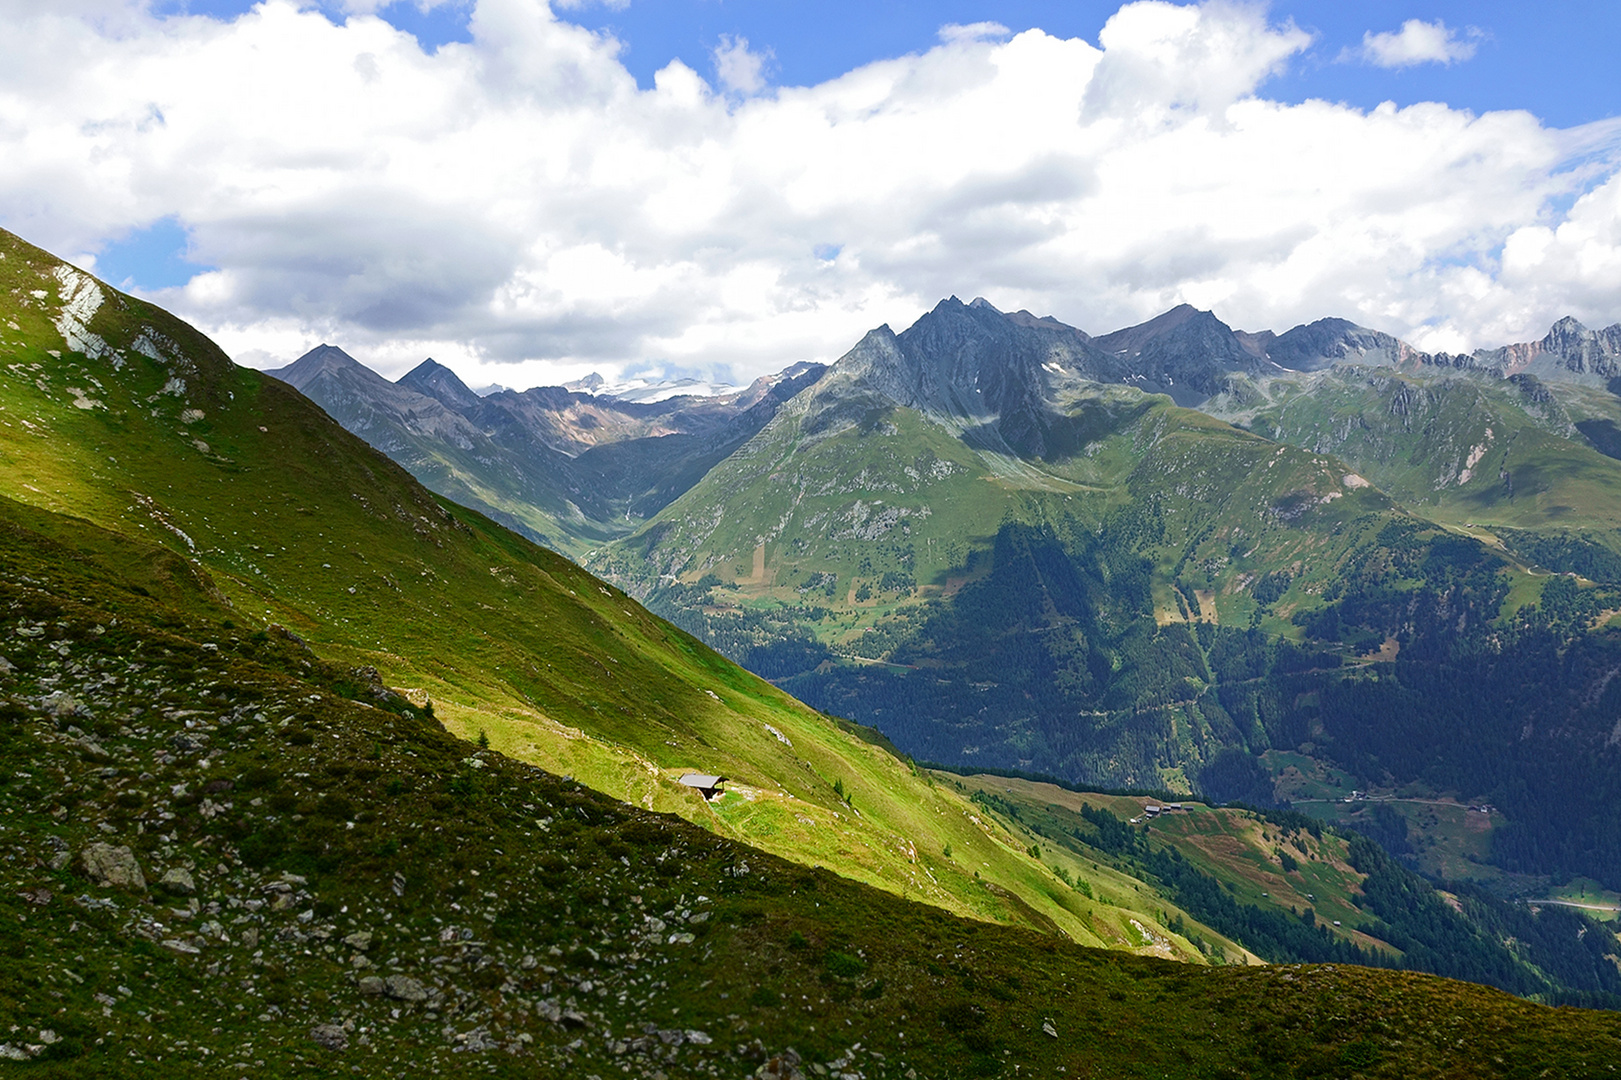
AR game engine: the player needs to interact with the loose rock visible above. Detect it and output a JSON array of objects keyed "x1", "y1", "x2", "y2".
[
  {"x1": 80, "y1": 842, "x2": 145, "y2": 891},
  {"x1": 756, "y1": 1050, "x2": 806, "y2": 1080},
  {"x1": 310, "y1": 1024, "x2": 349, "y2": 1051},
  {"x1": 158, "y1": 868, "x2": 196, "y2": 896},
  {"x1": 382, "y1": 974, "x2": 428, "y2": 1003}
]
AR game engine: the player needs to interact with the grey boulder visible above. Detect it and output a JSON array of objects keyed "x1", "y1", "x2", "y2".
[{"x1": 80, "y1": 843, "x2": 144, "y2": 891}]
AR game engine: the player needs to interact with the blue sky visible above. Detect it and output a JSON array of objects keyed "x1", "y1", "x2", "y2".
[
  {"x1": 592, "y1": 1, "x2": 1621, "y2": 126},
  {"x1": 95, "y1": 217, "x2": 209, "y2": 293},
  {"x1": 9, "y1": 0, "x2": 1620, "y2": 386},
  {"x1": 154, "y1": 0, "x2": 1621, "y2": 125}
]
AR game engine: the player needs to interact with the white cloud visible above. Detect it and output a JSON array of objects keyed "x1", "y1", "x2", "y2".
[
  {"x1": 1084, "y1": 1, "x2": 1310, "y2": 118},
  {"x1": 938, "y1": 22, "x2": 1011, "y2": 45},
  {"x1": 552, "y1": 0, "x2": 630, "y2": 11},
  {"x1": 712, "y1": 33, "x2": 772, "y2": 96},
  {"x1": 1356, "y1": 18, "x2": 1481, "y2": 69},
  {"x1": 0, "y1": 0, "x2": 1615, "y2": 393},
  {"x1": 332, "y1": 0, "x2": 471, "y2": 15}
]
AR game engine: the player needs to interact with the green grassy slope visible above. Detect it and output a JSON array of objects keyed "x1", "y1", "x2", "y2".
[
  {"x1": 1217, "y1": 366, "x2": 1621, "y2": 576},
  {"x1": 5, "y1": 520, "x2": 1619, "y2": 1077},
  {"x1": 0, "y1": 227, "x2": 1256, "y2": 955}
]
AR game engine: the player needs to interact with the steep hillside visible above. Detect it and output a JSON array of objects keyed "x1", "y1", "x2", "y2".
[
  {"x1": 6, "y1": 502, "x2": 1619, "y2": 1075},
  {"x1": 0, "y1": 226, "x2": 1271, "y2": 959}
]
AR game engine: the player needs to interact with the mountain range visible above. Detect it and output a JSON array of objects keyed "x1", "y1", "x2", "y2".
[
  {"x1": 276, "y1": 298, "x2": 1621, "y2": 559},
  {"x1": 269, "y1": 345, "x2": 823, "y2": 552},
  {"x1": 271, "y1": 294, "x2": 1621, "y2": 903},
  {"x1": 6, "y1": 224, "x2": 1621, "y2": 1071}
]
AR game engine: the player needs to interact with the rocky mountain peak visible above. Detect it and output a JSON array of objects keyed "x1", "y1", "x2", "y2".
[
  {"x1": 1006, "y1": 308, "x2": 1084, "y2": 333},
  {"x1": 809, "y1": 297, "x2": 1104, "y2": 458},
  {"x1": 1547, "y1": 315, "x2": 1589, "y2": 339},
  {"x1": 266, "y1": 344, "x2": 371, "y2": 392},
  {"x1": 564, "y1": 372, "x2": 608, "y2": 394},
  {"x1": 1088, "y1": 305, "x2": 1254, "y2": 403},
  {"x1": 827, "y1": 299, "x2": 1454, "y2": 417},
  {"x1": 1533, "y1": 315, "x2": 1621, "y2": 379},
  {"x1": 1264, "y1": 318, "x2": 1410, "y2": 372},
  {"x1": 398, "y1": 357, "x2": 482, "y2": 412},
  {"x1": 1091, "y1": 304, "x2": 1209, "y2": 357}
]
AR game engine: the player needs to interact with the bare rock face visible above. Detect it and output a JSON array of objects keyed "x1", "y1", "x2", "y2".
[
  {"x1": 80, "y1": 843, "x2": 144, "y2": 891},
  {"x1": 1538, "y1": 316, "x2": 1621, "y2": 378}
]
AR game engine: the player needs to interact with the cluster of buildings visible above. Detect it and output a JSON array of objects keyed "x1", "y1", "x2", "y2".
[{"x1": 1130, "y1": 803, "x2": 1185, "y2": 824}]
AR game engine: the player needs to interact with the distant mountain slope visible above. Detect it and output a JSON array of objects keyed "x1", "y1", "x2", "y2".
[
  {"x1": 270, "y1": 293, "x2": 1621, "y2": 569},
  {"x1": 267, "y1": 343, "x2": 596, "y2": 547},
  {"x1": 1428, "y1": 315, "x2": 1621, "y2": 383},
  {"x1": 952, "y1": 774, "x2": 1621, "y2": 1008},
  {"x1": 1205, "y1": 355, "x2": 1621, "y2": 582},
  {"x1": 275, "y1": 293, "x2": 1621, "y2": 569},
  {"x1": 592, "y1": 297, "x2": 1621, "y2": 900},
  {"x1": 591, "y1": 298, "x2": 1433, "y2": 778},
  {"x1": 397, "y1": 355, "x2": 485, "y2": 411},
  {"x1": 271, "y1": 347, "x2": 824, "y2": 554}
]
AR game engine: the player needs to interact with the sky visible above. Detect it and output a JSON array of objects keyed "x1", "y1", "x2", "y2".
[{"x1": 2, "y1": 1, "x2": 1619, "y2": 391}]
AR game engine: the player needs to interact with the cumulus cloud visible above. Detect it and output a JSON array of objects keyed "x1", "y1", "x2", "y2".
[
  {"x1": 712, "y1": 33, "x2": 772, "y2": 96},
  {"x1": 1084, "y1": 1, "x2": 1310, "y2": 118},
  {"x1": 1355, "y1": 18, "x2": 1481, "y2": 69},
  {"x1": 0, "y1": 0, "x2": 1615, "y2": 391}
]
